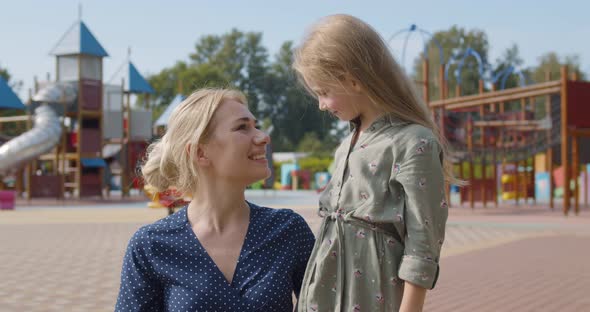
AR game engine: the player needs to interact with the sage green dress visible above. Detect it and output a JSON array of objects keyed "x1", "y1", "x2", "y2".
[{"x1": 298, "y1": 116, "x2": 448, "y2": 312}]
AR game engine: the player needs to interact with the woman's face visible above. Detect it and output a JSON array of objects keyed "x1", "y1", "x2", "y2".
[{"x1": 199, "y1": 99, "x2": 271, "y2": 186}]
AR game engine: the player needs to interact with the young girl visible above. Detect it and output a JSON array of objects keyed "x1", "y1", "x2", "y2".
[
  {"x1": 293, "y1": 15, "x2": 453, "y2": 311},
  {"x1": 115, "y1": 89, "x2": 315, "y2": 311}
]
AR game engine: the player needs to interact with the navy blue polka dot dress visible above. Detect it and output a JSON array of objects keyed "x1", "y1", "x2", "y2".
[{"x1": 115, "y1": 202, "x2": 315, "y2": 311}]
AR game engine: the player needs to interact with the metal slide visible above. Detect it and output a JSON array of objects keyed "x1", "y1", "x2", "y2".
[{"x1": 0, "y1": 82, "x2": 76, "y2": 171}]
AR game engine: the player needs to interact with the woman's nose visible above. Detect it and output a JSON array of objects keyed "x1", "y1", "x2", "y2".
[{"x1": 254, "y1": 130, "x2": 271, "y2": 145}]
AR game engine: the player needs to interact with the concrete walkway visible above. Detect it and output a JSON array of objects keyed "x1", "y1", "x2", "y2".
[{"x1": 1, "y1": 192, "x2": 589, "y2": 311}]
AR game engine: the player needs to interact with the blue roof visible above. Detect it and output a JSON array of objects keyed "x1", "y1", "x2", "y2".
[
  {"x1": 154, "y1": 94, "x2": 186, "y2": 127},
  {"x1": 0, "y1": 77, "x2": 26, "y2": 110},
  {"x1": 81, "y1": 157, "x2": 107, "y2": 168},
  {"x1": 128, "y1": 62, "x2": 154, "y2": 94},
  {"x1": 50, "y1": 21, "x2": 108, "y2": 57}
]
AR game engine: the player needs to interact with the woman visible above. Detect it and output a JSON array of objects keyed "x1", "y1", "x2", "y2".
[{"x1": 115, "y1": 88, "x2": 315, "y2": 311}]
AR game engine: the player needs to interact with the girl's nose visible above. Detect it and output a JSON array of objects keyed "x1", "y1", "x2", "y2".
[{"x1": 318, "y1": 98, "x2": 328, "y2": 111}]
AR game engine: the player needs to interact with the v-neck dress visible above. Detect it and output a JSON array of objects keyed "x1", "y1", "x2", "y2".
[
  {"x1": 298, "y1": 116, "x2": 448, "y2": 312},
  {"x1": 115, "y1": 202, "x2": 315, "y2": 312}
]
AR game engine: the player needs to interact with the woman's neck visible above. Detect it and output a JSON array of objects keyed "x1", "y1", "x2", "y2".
[{"x1": 187, "y1": 181, "x2": 249, "y2": 234}]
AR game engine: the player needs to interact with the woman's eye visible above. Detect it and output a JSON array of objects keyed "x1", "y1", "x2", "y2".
[{"x1": 237, "y1": 124, "x2": 247, "y2": 130}]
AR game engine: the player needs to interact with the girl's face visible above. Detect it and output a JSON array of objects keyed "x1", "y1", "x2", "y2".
[
  {"x1": 308, "y1": 78, "x2": 368, "y2": 122},
  {"x1": 198, "y1": 99, "x2": 271, "y2": 186}
]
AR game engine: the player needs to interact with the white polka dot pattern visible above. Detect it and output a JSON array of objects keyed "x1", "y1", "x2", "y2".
[{"x1": 115, "y1": 202, "x2": 315, "y2": 311}]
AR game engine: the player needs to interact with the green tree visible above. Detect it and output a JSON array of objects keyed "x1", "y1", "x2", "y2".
[
  {"x1": 0, "y1": 64, "x2": 22, "y2": 95},
  {"x1": 0, "y1": 66, "x2": 10, "y2": 81},
  {"x1": 189, "y1": 29, "x2": 269, "y2": 116},
  {"x1": 263, "y1": 41, "x2": 337, "y2": 152},
  {"x1": 145, "y1": 32, "x2": 339, "y2": 150},
  {"x1": 146, "y1": 61, "x2": 226, "y2": 118},
  {"x1": 412, "y1": 26, "x2": 490, "y2": 100},
  {"x1": 531, "y1": 52, "x2": 586, "y2": 82},
  {"x1": 491, "y1": 44, "x2": 530, "y2": 90}
]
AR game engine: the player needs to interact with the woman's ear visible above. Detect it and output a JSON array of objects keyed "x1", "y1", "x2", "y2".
[{"x1": 187, "y1": 144, "x2": 210, "y2": 166}]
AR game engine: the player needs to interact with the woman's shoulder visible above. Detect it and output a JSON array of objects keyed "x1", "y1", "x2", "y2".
[
  {"x1": 249, "y1": 202, "x2": 311, "y2": 232},
  {"x1": 249, "y1": 203, "x2": 314, "y2": 249},
  {"x1": 130, "y1": 206, "x2": 187, "y2": 243},
  {"x1": 250, "y1": 202, "x2": 305, "y2": 223}
]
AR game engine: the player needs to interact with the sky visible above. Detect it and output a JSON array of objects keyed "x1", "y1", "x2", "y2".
[{"x1": 1, "y1": 0, "x2": 589, "y2": 100}]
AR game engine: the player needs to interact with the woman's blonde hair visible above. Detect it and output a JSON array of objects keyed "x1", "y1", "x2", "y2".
[
  {"x1": 293, "y1": 14, "x2": 460, "y2": 185},
  {"x1": 141, "y1": 88, "x2": 247, "y2": 196}
]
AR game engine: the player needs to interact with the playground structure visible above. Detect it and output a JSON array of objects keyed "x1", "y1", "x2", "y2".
[
  {"x1": 392, "y1": 25, "x2": 590, "y2": 215},
  {"x1": 0, "y1": 19, "x2": 154, "y2": 200}
]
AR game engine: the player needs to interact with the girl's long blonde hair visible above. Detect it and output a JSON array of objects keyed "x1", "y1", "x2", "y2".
[
  {"x1": 141, "y1": 88, "x2": 247, "y2": 196},
  {"x1": 293, "y1": 14, "x2": 459, "y2": 184}
]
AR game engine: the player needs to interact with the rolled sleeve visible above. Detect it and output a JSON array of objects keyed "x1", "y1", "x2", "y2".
[{"x1": 394, "y1": 137, "x2": 447, "y2": 289}]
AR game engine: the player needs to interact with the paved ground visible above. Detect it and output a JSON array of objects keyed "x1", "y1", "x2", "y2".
[{"x1": 1, "y1": 191, "x2": 589, "y2": 311}]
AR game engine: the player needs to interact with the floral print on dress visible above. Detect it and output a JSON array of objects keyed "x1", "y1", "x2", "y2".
[
  {"x1": 353, "y1": 269, "x2": 362, "y2": 278},
  {"x1": 356, "y1": 229, "x2": 366, "y2": 239},
  {"x1": 368, "y1": 161, "x2": 378, "y2": 174},
  {"x1": 375, "y1": 293, "x2": 384, "y2": 304},
  {"x1": 353, "y1": 304, "x2": 361, "y2": 312},
  {"x1": 420, "y1": 272, "x2": 430, "y2": 281},
  {"x1": 303, "y1": 120, "x2": 447, "y2": 311},
  {"x1": 418, "y1": 178, "x2": 427, "y2": 189},
  {"x1": 359, "y1": 192, "x2": 369, "y2": 201},
  {"x1": 440, "y1": 198, "x2": 449, "y2": 209},
  {"x1": 309, "y1": 304, "x2": 318, "y2": 311},
  {"x1": 392, "y1": 163, "x2": 401, "y2": 175},
  {"x1": 390, "y1": 277, "x2": 401, "y2": 285},
  {"x1": 330, "y1": 250, "x2": 337, "y2": 258}
]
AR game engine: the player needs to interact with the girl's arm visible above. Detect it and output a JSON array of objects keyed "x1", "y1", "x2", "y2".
[
  {"x1": 391, "y1": 136, "x2": 447, "y2": 308},
  {"x1": 399, "y1": 281, "x2": 427, "y2": 312}
]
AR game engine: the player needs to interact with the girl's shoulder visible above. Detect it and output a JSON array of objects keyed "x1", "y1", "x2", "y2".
[
  {"x1": 386, "y1": 122, "x2": 436, "y2": 143},
  {"x1": 382, "y1": 123, "x2": 440, "y2": 159}
]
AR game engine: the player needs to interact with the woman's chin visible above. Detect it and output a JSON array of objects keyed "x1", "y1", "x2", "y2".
[{"x1": 244, "y1": 169, "x2": 271, "y2": 187}]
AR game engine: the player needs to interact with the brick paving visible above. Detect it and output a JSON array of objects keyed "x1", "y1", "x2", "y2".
[
  {"x1": 0, "y1": 194, "x2": 589, "y2": 311},
  {"x1": 425, "y1": 235, "x2": 590, "y2": 312}
]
